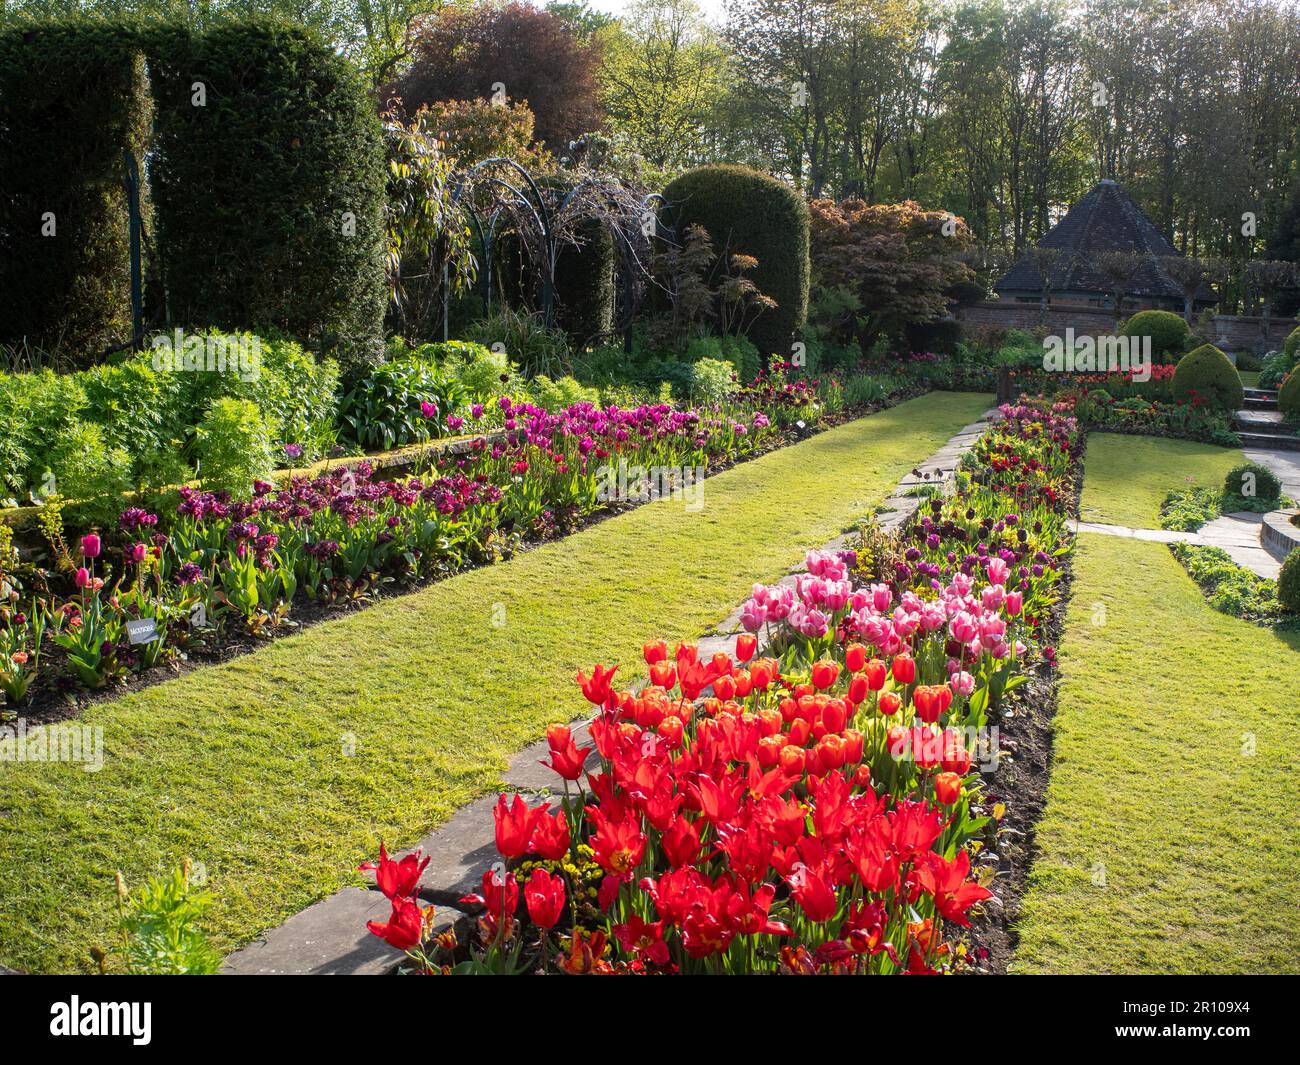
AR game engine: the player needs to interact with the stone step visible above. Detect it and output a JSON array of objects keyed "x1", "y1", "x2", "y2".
[
  {"x1": 1237, "y1": 431, "x2": 1300, "y2": 452},
  {"x1": 1244, "y1": 387, "x2": 1280, "y2": 401},
  {"x1": 1242, "y1": 395, "x2": 1279, "y2": 412},
  {"x1": 1232, "y1": 410, "x2": 1291, "y2": 434}
]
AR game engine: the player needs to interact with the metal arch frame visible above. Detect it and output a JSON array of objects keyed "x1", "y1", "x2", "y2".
[{"x1": 443, "y1": 158, "x2": 665, "y2": 347}]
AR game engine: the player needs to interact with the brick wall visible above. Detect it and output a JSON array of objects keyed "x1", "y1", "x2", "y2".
[{"x1": 958, "y1": 301, "x2": 1298, "y2": 353}]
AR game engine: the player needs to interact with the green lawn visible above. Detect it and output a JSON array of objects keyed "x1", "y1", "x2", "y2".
[
  {"x1": 1239, "y1": 370, "x2": 1260, "y2": 389},
  {"x1": 1080, "y1": 433, "x2": 1243, "y2": 528},
  {"x1": 1014, "y1": 441, "x2": 1299, "y2": 973},
  {"x1": 0, "y1": 391, "x2": 990, "y2": 973}
]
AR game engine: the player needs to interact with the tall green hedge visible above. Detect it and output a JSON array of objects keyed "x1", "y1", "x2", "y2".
[
  {"x1": 145, "y1": 21, "x2": 387, "y2": 364},
  {"x1": 0, "y1": 23, "x2": 152, "y2": 363},
  {"x1": 662, "y1": 164, "x2": 810, "y2": 360},
  {"x1": 554, "y1": 216, "x2": 616, "y2": 343}
]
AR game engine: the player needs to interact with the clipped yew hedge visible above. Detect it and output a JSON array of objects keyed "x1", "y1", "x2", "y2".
[
  {"x1": 0, "y1": 22, "x2": 152, "y2": 363},
  {"x1": 145, "y1": 20, "x2": 387, "y2": 362},
  {"x1": 663, "y1": 164, "x2": 809, "y2": 360}
]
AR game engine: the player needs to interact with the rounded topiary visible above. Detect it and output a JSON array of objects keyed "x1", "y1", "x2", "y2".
[
  {"x1": 1171, "y1": 344, "x2": 1245, "y2": 410},
  {"x1": 1284, "y1": 324, "x2": 1300, "y2": 361},
  {"x1": 1121, "y1": 309, "x2": 1190, "y2": 360},
  {"x1": 1223, "y1": 461, "x2": 1281, "y2": 504},
  {"x1": 1277, "y1": 550, "x2": 1300, "y2": 614},
  {"x1": 662, "y1": 164, "x2": 810, "y2": 360},
  {"x1": 1279, "y1": 367, "x2": 1300, "y2": 415}
]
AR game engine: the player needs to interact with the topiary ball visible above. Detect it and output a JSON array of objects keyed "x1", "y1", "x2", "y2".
[
  {"x1": 1277, "y1": 550, "x2": 1300, "y2": 614},
  {"x1": 1121, "y1": 309, "x2": 1190, "y2": 360},
  {"x1": 1171, "y1": 344, "x2": 1245, "y2": 411},
  {"x1": 1223, "y1": 461, "x2": 1282, "y2": 504},
  {"x1": 1284, "y1": 324, "x2": 1300, "y2": 361},
  {"x1": 1280, "y1": 367, "x2": 1300, "y2": 416}
]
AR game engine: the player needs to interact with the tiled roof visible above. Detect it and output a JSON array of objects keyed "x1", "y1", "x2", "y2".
[{"x1": 995, "y1": 180, "x2": 1201, "y2": 301}]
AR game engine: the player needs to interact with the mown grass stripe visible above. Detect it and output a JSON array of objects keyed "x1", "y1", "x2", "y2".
[{"x1": 1014, "y1": 440, "x2": 1298, "y2": 973}]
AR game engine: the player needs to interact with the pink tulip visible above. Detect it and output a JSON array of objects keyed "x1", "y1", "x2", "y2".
[
  {"x1": 80, "y1": 534, "x2": 101, "y2": 558},
  {"x1": 1005, "y1": 591, "x2": 1023, "y2": 616},
  {"x1": 75, "y1": 566, "x2": 90, "y2": 589}
]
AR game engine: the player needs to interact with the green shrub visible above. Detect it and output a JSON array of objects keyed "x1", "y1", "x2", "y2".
[
  {"x1": 47, "y1": 420, "x2": 133, "y2": 529},
  {"x1": 196, "y1": 398, "x2": 274, "y2": 500},
  {"x1": 465, "y1": 308, "x2": 572, "y2": 379},
  {"x1": 1280, "y1": 365, "x2": 1300, "y2": 416},
  {"x1": 526, "y1": 375, "x2": 600, "y2": 412},
  {"x1": 1259, "y1": 348, "x2": 1296, "y2": 390},
  {"x1": 904, "y1": 316, "x2": 963, "y2": 356},
  {"x1": 0, "y1": 23, "x2": 153, "y2": 362},
  {"x1": 1223, "y1": 462, "x2": 1282, "y2": 504},
  {"x1": 1284, "y1": 325, "x2": 1300, "y2": 361},
  {"x1": 146, "y1": 21, "x2": 386, "y2": 364},
  {"x1": 662, "y1": 164, "x2": 810, "y2": 360},
  {"x1": 689, "y1": 357, "x2": 738, "y2": 405},
  {"x1": 722, "y1": 335, "x2": 762, "y2": 385},
  {"x1": 1121, "y1": 310, "x2": 1190, "y2": 360},
  {"x1": 1171, "y1": 344, "x2": 1244, "y2": 410},
  {"x1": 1278, "y1": 550, "x2": 1300, "y2": 614},
  {"x1": 339, "y1": 357, "x2": 463, "y2": 450}
]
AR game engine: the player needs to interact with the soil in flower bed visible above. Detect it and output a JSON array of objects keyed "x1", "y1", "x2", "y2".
[
  {"x1": 959, "y1": 434, "x2": 1084, "y2": 974},
  {"x1": 8, "y1": 385, "x2": 935, "y2": 728}
]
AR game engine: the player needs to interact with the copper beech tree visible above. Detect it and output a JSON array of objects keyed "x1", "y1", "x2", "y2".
[{"x1": 808, "y1": 199, "x2": 975, "y2": 350}]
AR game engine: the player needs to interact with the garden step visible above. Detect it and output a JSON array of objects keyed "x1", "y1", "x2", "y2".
[
  {"x1": 1232, "y1": 410, "x2": 1290, "y2": 433},
  {"x1": 1244, "y1": 387, "x2": 1279, "y2": 402},
  {"x1": 1236, "y1": 431, "x2": 1300, "y2": 452},
  {"x1": 1242, "y1": 395, "x2": 1279, "y2": 412}
]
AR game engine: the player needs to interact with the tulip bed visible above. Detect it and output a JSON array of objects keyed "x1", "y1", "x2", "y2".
[
  {"x1": 3, "y1": 397, "x2": 787, "y2": 710},
  {"x1": 361, "y1": 399, "x2": 1083, "y2": 974}
]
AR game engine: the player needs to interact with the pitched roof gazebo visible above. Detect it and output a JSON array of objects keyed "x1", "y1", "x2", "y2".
[{"x1": 994, "y1": 179, "x2": 1213, "y2": 312}]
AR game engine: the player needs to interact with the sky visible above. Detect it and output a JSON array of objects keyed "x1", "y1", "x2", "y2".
[{"x1": 586, "y1": 0, "x2": 730, "y2": 23}]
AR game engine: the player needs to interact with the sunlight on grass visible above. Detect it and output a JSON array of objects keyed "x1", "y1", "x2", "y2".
[
  {"x1": 1013, "y1": 534, "x2": 1299, "y2": 974},
  {"x1": 1080, "y1": 434, "x2": 1243, "y2": 529}
]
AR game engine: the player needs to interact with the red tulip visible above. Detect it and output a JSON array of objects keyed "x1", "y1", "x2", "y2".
[
  {"x1": 892, "y1": 654, "x2": 916, "y2": 685},
  {"x1": 648, "y1": 660, "x2": 677, "y2": 689},
  {"x1": 366, "y1": 897, "x2": 425, "y2": 951},
  {"x1": 643, "y1": 639, "x2": 668, "y2": 664},
  {"x1": 494, "y1": 793, "x2": 543, "y2": 858},
  {"x1": 810, "y1": 659, "x2": 840, "y2": 691},
  {"x1": 864, "y1": 658, "x2": 887, "y2": 691},
  {"x1": 912, "y1": 684, "x2": 952, "y2": 724},
  {"x1": 735, "y1": 633, "x2": 757, "y2": 663},
  {"x1": 524, "y1": 867, "x2": 566, "y2": 929},
  {"x1": 543, "y1": 723, "x2": 590, "y2": 781},
  {"x1": 913, "y1": 850, "x2": 992, "y2": 927},
  {"x1": 576, "y1": 663, "x2": 619, "y2": 707},
  {"x1": 934, "y1": 771, "x2": 962, "y2": 805},
  {"x1": 590, "y1": 809, "x2": 646, "y2": 875},
  {"x1": 848, "y1": 673, "x2": 868, "y2": 705},
  {"x1": 358, "y1": 841, "x2": 429, "y2": 901},
  {"x1": 778, "y1": 744, "x2": 806, "y2": 777},
  {"x1": 662, "y1": 815, "x2": 701, "y2": 868},
  {"x1": 787, "y1": 863, "x2": 837, "y2": 923},
  {"x1": 879, "y1": 692, "x2": 902, "y2": 716},
  {"x1": 529, "y1": 807, "x2": 571, "y2": 860},
  {"x1": 845, "y1": 643, "x2": 867, "y2": 672}
]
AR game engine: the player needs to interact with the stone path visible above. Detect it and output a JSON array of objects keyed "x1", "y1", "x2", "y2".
[
  {"x1": 1071, "y1": 517, "x2": 1281, "y2": 579},
  {"x1": 1072, "y1": 444, "x2": 1300, "y2": 581},
  {"x1": 220, "y1": 409, "x2": 1001, "y2": 975}
]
